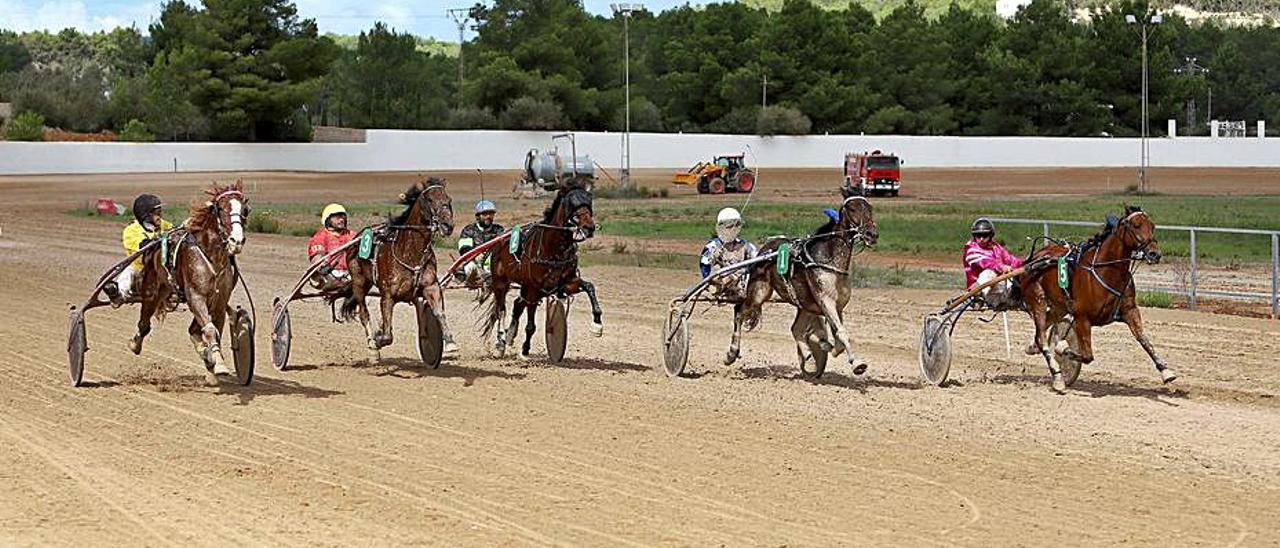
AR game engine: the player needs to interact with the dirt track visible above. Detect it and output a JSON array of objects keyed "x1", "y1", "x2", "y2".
[{"x1": 2, "y1": 171, "x2": 1279, "y2": 546}]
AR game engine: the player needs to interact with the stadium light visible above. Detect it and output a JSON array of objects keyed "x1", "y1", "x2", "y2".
[
  {"x1": 1127, "y1": 13, "x2": 1162, "y2": 193},
  {"x1": 612, "y1": 3, "x2": 643, "y2": 189}
]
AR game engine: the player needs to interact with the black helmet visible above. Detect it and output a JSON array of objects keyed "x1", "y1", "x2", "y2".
[
  {"x1": 133, "y1": 194, "x2": 163, "y2": 230},
  {"x1": 970, "y1": 217, "x2": 995, "y2": 237}
]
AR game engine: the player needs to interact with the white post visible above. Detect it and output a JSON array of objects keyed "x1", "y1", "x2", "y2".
[
  {"x1": 1167, "y1": 119, "x2": 1176, "y2": 137},
  {"x1": 1259, "y1": 120, "x2": 1266, "y2": 138},
  {"x1": 1211, "y1": 120, "x2": 1219, "y2": 138},
  {"x1": 1002, "y1": 312, "x2": 1011, "y2": 359}
]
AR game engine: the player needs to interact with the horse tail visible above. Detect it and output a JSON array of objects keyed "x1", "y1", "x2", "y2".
[{"x1": 339, "y1": 294, "x2": 361, "y2": 321}]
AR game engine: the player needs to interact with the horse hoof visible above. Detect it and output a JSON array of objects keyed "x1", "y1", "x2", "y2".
[
  {"x1": 1051, "y1": 374, "x2": 1067, "y2": 394},
  {"x1": 1160, "y1": 368, "x2": 1178, "y2": 384},
  {"x1": 851, "y1": 359, "x2": 868, "y2": 376},
  {"x1": 724, "y1": 350, "x2": 739, "y2": 366},
  {"x1": 203, "y1": 371, "x2": 220, "y2": 387},
  {"x1": 590, "y1": 323, "x2": 604, "y2": 337},
  {"x1": 129, "y1": 337, "x2": 143, "y2": 355},
  {"x1": 1025, "y1": 343, "x2": 1041, "y2": 356}
]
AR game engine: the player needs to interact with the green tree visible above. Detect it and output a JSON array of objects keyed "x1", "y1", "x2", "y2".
[
  {"x1": 5, "y1": 111, "x2": 45, "y2": 141},
  {"x1": 327, "y1": 23, "x2": 455, "y2": 129}
]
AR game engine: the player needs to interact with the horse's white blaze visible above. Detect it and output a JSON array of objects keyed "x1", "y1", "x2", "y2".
[{"x1": 229, "y1": 199, "x2": 245, "y2": 246}]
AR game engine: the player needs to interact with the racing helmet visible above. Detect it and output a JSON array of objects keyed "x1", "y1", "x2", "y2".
[
  {"x1": 475, "y1": 200, "x2": 497, "y2": 215},
  {"x1": 716, "y1": 207, "x2": 743, "y2": 242},
  {"x1": 132, "y1": 194, "x2": 163, "y2": 231},
  {"x1": 321, "y1": 203, "x2": 347, "y2": 228},
  {"x1": 971, "y1": 217, "x2": 995, "y2": 237}
]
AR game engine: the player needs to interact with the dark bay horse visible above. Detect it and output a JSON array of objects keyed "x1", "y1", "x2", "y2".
[
  {"x1": 132, "y1": 180, "x2": 249, "y2": 385},
  {"x1": 729, "y1": 196, "x2": 878, "y2": 376},
  {"x1": 342, "y1": 179, "x2": 456, "y2": 361},
  {"x1": 479, "y1": 184, "x2": 601, "y2": 357},
  {"x1": 1019, "y1": 205, "x2": 1175, "y2": 393}
]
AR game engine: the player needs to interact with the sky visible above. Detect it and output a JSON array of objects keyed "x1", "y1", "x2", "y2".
[{"x1": 0, "y1": 0, "x2": 703, "y2": 40}]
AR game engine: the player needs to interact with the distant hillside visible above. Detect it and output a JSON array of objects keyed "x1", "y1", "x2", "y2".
[
  {"x1": 738, "y1": 0, "x2": 1279, "y2": 23},
  {"x1": 324, "y1": 33, "x2": 459, "y2": 57}
]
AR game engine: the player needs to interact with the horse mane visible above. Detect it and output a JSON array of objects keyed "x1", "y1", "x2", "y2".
[
  {"x1": 186, "y1": 179, "x2": 242, "y2": 231},
  {"x1": 814, "y1": 218, "x2": 838, "y2": 236},
  {"x1": 1082, "y1": 205, "x2": 1143, "y2": 248},
  {"x1": 392, "y1": 176, "x2": 442, "y2": 226}
]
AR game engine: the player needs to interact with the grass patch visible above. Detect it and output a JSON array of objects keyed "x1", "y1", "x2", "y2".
[
  {"x1": 594, "y1": 195, "x2": 1280, "y2": 264},
  {"x1": 593, "y1": 185, "x2": 668, "y2": 199},
  {"x1": 1137, "y1": 291, "x2": 1176, "y2": 309}
]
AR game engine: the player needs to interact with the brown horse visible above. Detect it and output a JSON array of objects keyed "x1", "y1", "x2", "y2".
[
  {"x1": 479, "y1": 184, "x2": 601, "y2": 357},
  {"x1": 132, "y1": 180, "x2": 249, "y2": 385},
  {"x1": 729, "y1": 196, "x2": 879, "y2": 376},
  {"x1": 1019, "y1": 205, "x2": 1175, "y2": 393},
  {"x1": 342, "y1": 179, "x2": 456, "y2": 361}
]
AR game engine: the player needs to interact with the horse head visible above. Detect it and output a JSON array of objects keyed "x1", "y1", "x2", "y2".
[
  {"x1": 839, "y1": 196, "x2": 878, "y2": 246},
  {"x1": 418, "y1": 177, "x2": 455, "y2": 236},
  {"x1": 1119, "y1": 204, "x2": 1159, "y2": 264},
  {"x1": 199, "y1": 179, "x2": 249, "y2": 256},
  {"x1": 551, "y1": 186, "x2": 595, "y2": 242}
]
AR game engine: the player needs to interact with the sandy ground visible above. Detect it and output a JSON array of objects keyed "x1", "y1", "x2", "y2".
[{"x1": 1, "y1": 170, "x2": 1279, "y2": 546}]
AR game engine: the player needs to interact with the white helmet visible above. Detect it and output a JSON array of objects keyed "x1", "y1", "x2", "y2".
[
  {"x1": 716, "y1": 207, "x2": 743, "y2": 242},
  {"x1": 716, "y1": 207, "x2": 742, "y2": 224}
]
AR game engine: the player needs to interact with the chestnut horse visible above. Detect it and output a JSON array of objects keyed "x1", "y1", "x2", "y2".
[
  {"x1": 132, "y1": 180, "x2": 249, "y2": 385},
  {"x1": 1019, "y1": 205, "x2": 1175, "y2": 393},
  {"x1": 730, "y1": 196, "x2": 879, "y2": 376},
  {"x1": 479, "y1": 184, "x2": 601, "y2": 357},
  {"x1": 342, "y1": 179, "x2": 456, "y2": 361}
]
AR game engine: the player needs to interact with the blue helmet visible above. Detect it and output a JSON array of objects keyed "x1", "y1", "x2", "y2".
[{"x1": 475, "y1": 200, "x2": 496, "y2": 215}]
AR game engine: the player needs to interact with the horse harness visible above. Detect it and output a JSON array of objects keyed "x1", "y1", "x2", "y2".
[
  {"x1": 1057, "y1": 211, "x2": 1153, "y2": 324},
  {"x1": 377, "y1": 184, "x2": 451, "y2": 294}
]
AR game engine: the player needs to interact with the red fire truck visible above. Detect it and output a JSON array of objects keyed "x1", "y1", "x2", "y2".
[{"x1": 843, "y1": 150, "x2": 902, "y2": 197}]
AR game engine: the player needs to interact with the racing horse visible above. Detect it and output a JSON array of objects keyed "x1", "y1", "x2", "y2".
[
  {"x1": 1019, "y1": 205, "x2": 1175, "y2": 393},
  {"x1": 131, "y1": 180, "x2": 249, "y2": 385},
  {"x1": 479, "y1": 184, "x2": 602, "y2": 357},
  {"x1": 727, "y1": 196, "x2": 878, "y2": 376},
  {"x1": 342, "y1": 179, "x2": 456, "y2": 360}
]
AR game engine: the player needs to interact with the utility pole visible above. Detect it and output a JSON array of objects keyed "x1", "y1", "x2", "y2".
[
  {"x1": 1127, "y1": 13, "x2": 1162, "y2": 194},
  {"x1": 1173, "y1": 56, "x2": 1208, "y2": 133},
  {"x1": 762, "y1": 73, "x2": 767, "y2": 109},
  {"x1": 611, "y1": 3, "x2": 643, "y2": 188},
  {"x1": 447, "y1": 8, "x2": 471, "y2": 108}
]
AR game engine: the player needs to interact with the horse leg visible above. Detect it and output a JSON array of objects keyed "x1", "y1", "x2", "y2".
[
  {"x1": 505, "y1": 296, "x2": 526, "y2": 350},
  {"x1": 790, "y1": 310, "x2": 821, "y2": 366},
  {"x1": 488, "y1": 284, "x2": 510, "y2": 357},
  {"x1": 374, "y1": 294, "x2": 395, "y2": 349},
  {"x1": 130, "y1": 295, "x2": 158, "y2": 355},
  {"x1": 422, "y1": 283, "x2": 457, "y2": 354},
  {"x1": 1063, "y1": 318, "x2": 1095, "y2": 365},
  {"x1": 814, "y1": 296, "x2": 865, "y2": 375},
  {"x1": 580, "y1": 280, "x2": 604, "y2": 337},
  {"x1": 1121, "y1": 305, "x2": 1177, "y2": 383},
  {"x1": 521, "y1": 295, "x2": 539, "y2": 357},
  {"x1": 727, "y1": 277, "x2": 771, "y2": 366},
  {"x1": 207, "y1": 302, "x2": 232, "y2": 377},
  {"x1": 186, "y1": 294, "x2": 222, "y2": 386},
  {"x1": 1028, "y1": 298, "x2": 1066, "y2": 393}
]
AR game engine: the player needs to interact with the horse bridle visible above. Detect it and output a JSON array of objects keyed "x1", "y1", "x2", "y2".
[
  {"x1": 209, "y1": 189, "x2": 248, "y2": 253},
  {"x1": 1118, "y1": 210, "x2": 1156, "y2": 263}
]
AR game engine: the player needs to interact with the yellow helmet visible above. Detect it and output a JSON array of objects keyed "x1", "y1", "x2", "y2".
[{"x1": 321, "y1": 203, "x2": 347, "y2": 227}]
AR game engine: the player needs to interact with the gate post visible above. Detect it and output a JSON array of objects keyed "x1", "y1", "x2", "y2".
[
  {"x1": 1271, "y1": 234, "x2": 1278, "y2": 319},
  {"x1": 1042, "y1": 222, "x2": 1049, "y2": 239},
  {"x1": 1189, "y1": 229, "x2": 1198, "y2": 311}
]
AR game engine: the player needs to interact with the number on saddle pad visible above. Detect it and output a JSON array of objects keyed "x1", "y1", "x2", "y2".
[
  {"x1": 358, "y1": 228, "x2": 375, "y2": 260},
  {"x1": 1057, "y1": 257, "x2": 1069, "y2": 289},
  {"x1": 776, "y1": 243, "x2": 791, "y2": 276}
]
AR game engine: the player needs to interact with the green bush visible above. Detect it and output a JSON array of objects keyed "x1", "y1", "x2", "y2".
[
  {"x1": 756, "y1": 105, "x2": 812, "y2": 136},
  {"x1": 445, "y1": 106, "x2": 499, "y2": 129},
  {"x1": 4, "y1": 111, "x2": 44, "y2": 141},
  {"x1": 117, "y1": 119, "x2": 155, "y2": 142},
  {"x1": 1137, "y1": 291, "x2": 1175, "y2": 309},
  {"x1": 245, "y1": 211, "x2": 282, "y2": 234},
  {"x1": 500, "y1": 96, "x2": 567, "y2": 130}
]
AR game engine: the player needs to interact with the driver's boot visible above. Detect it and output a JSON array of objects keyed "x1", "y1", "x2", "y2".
[{"x1": 103, "y1": 281, "x2": 125, "y2": 308}]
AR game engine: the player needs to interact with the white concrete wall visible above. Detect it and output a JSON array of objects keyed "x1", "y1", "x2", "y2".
[{"x1": 2, "y1": 129, "x2": 1278, "y2": 175}]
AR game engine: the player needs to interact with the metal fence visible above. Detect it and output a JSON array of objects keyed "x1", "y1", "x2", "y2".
[{"x1": 988, "y1": 217, "x2": 1280, "y2": 318}]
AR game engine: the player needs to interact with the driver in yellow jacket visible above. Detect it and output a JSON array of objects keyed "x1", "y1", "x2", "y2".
[{"x1": 103, "y1": 194, "x2": 174, "y2": 307}]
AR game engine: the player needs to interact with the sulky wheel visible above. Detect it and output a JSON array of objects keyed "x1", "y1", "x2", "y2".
[
  {"x1": 230, "y1": 307, "x2": 255, "y2": 386},
  {"x1": 545, "y1": 298, "x2": 569, "y2": 363},
  {"x1": 662, "y1": 307, "x2": 690, "y2": 377},
  {"x1": 270, "y1": 297, "x2": 292, "y2": 371},
  {"x1": 67, "y1": 309, "x2": 87, "y2": 387},
  {"x1": 919, "y1": 313, "x2": 953, "y2": 386},
  {"x1": 418, "y1": 304, "x2": 444, "y2": 369}
]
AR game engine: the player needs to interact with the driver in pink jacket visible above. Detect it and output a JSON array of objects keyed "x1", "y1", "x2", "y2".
[{"x1": 963, "y1": 218, "x2": 1023, "y2": 307}]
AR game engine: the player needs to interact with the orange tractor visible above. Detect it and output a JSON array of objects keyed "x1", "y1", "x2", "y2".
[{"x1": 671, "y1": 154, "x2": 755, "y2": 194}]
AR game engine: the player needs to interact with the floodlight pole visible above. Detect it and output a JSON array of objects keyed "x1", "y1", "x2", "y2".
[
  {"x1": 1127, "y1": 13, "x2": 1161, "y2": 193},
  {"x1": 448, "y1": 8, "x2": 471, "y2": 108},
  {"x1": 612, "y1": 3, "x2": 642, "y2": 189}
]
